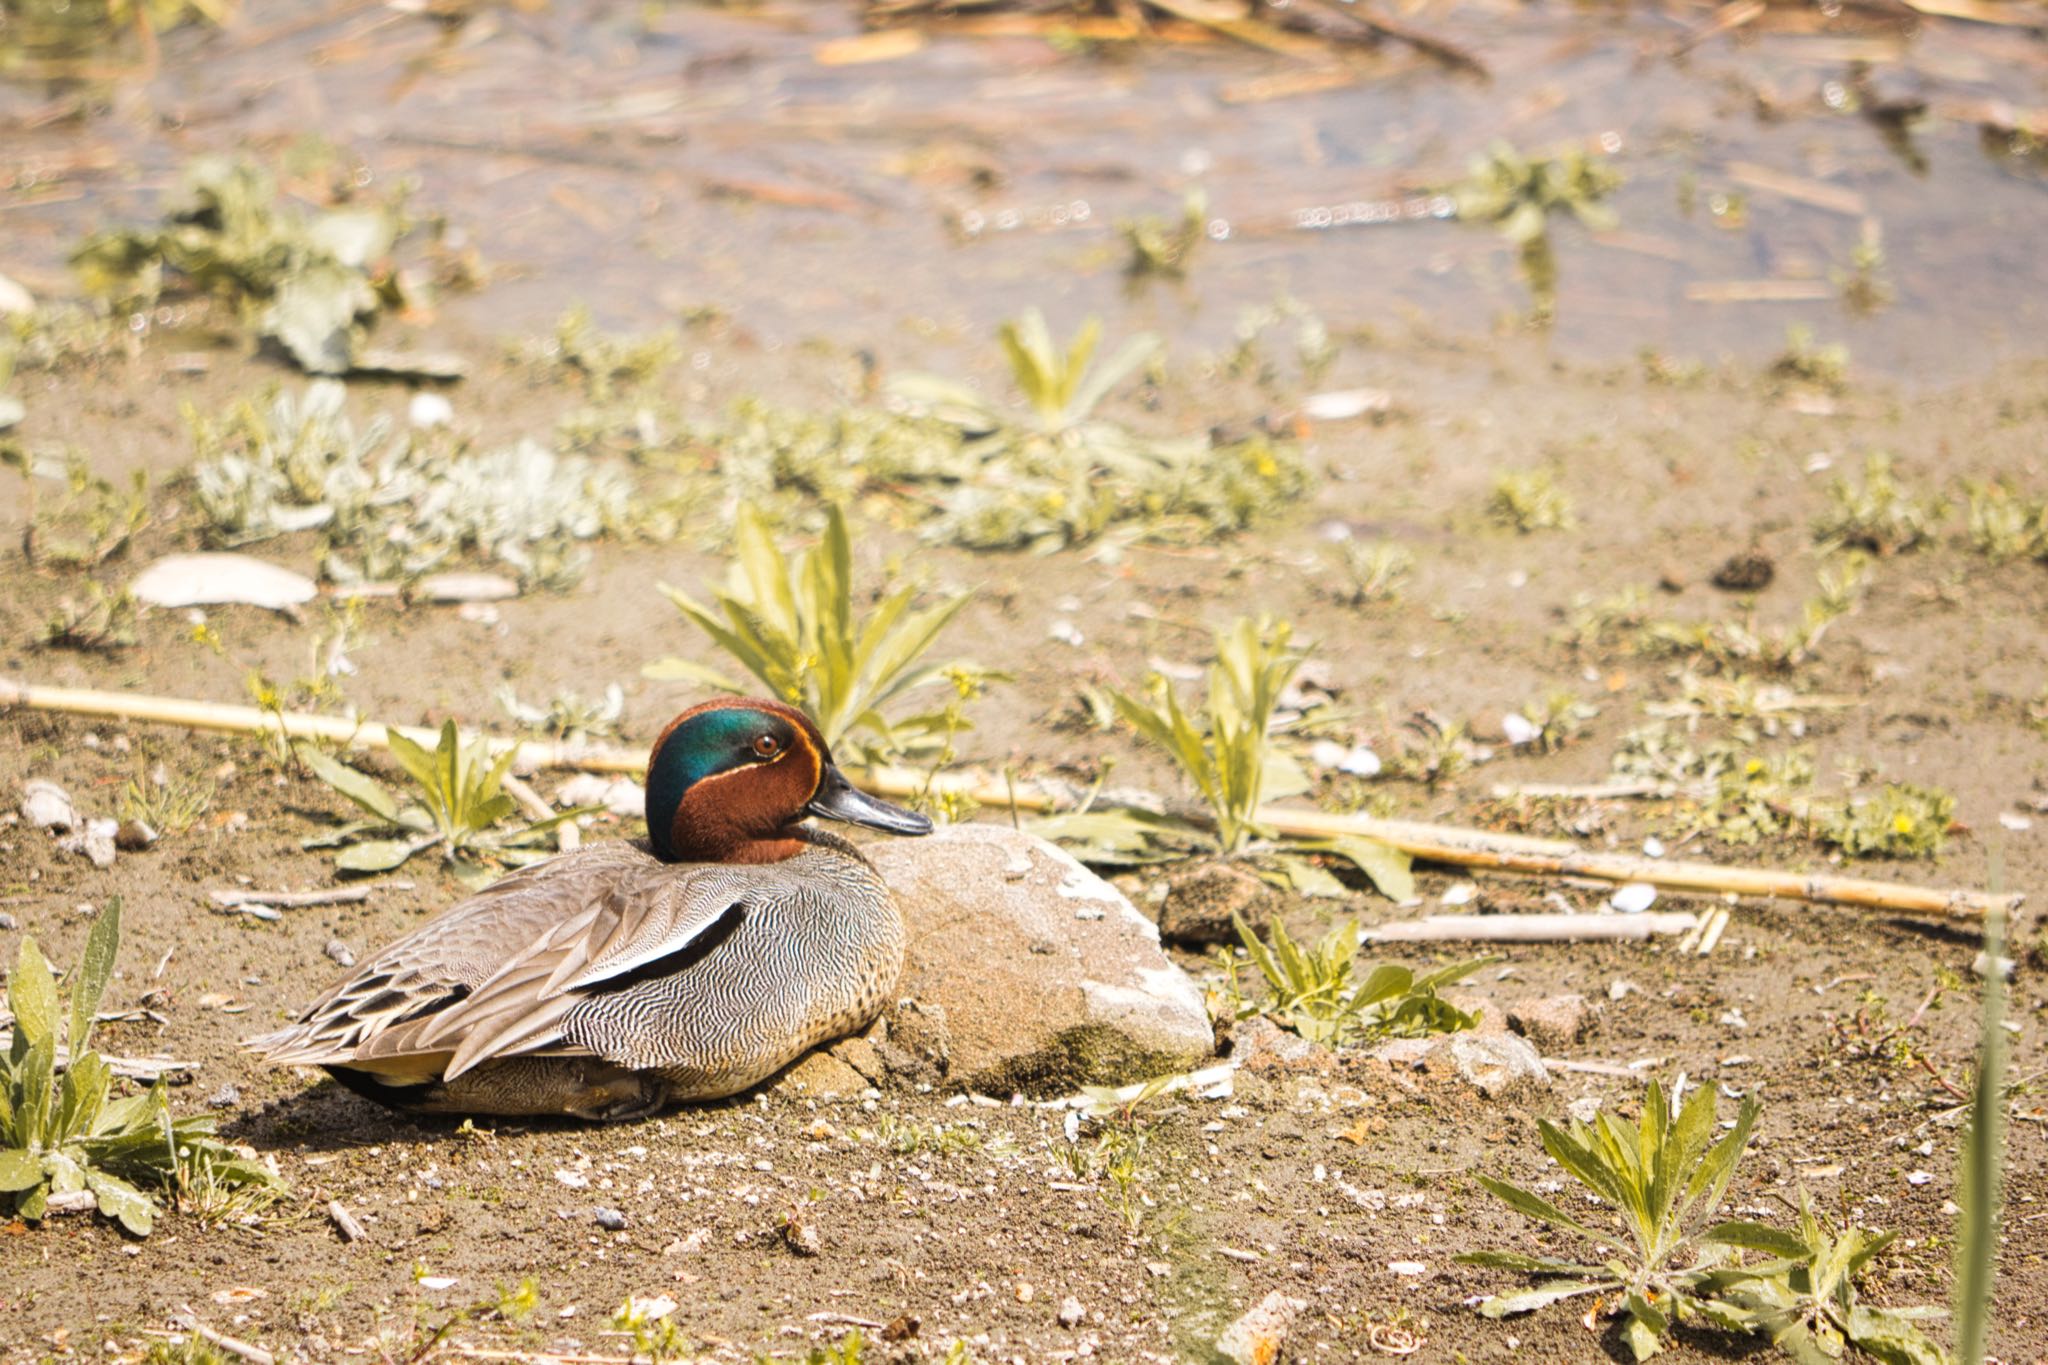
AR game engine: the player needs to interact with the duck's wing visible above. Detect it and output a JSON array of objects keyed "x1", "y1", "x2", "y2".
[
  {"x1": 350, "y1": 860, "x2": 775, "y2": 1080},
  {"x1": 244, "y1": 843, "x2": 659, "y2": 1071}
]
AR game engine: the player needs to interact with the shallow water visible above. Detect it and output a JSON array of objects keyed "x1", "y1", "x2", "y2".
[{"x1": 2, "y1": 1, "x2": 2045, "y2": 381}]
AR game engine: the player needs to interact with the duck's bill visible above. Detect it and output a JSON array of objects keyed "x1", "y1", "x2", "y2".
[{"x1": 807, "y1": 765, "x2": 934, "y2": 836}]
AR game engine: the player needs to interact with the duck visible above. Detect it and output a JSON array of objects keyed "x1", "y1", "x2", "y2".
[{"x1": 246, "y1": 697, "x2": 932, "y2": 1120}]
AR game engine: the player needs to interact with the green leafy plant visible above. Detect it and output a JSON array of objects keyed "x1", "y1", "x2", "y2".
[
  {"x1": 1488, "y1": 467, "x2": 1576, "y2": 533},
  {"x1": 0, "y1": 0, "x2": 232, "y2": 76},
  {"x1": 1121, "y1": 190, "x2": 1208, "y2": 281},
  {"x1": 531, "y1": 305, "x2": 680, "y2": 403},
  {"x1": 1107, "y1": 615, "x2": 1304, "y2": 855},
  {"x1": 297, "y1": 723, "x2": 588, "y2": 885},
  {"x1": 1701, "y1": 1194, "x2": 1948, "y2": 1364},
  {"x1": 37, "y1": 582, "x2": 140, "y2": 651},
  {"x1": 119, "y1": 763, "x2": 217, "y2": 837},
  {"x1": 1226, "y1": 914, "x2": 1489, "y2": 1047},
  {"x1": 881, "y1": 310, "x2": 1307, "y2": 552},
  {"x1": 0, "y1": 899, "x2": 280, "y2": 1235},
  {"x1": 1819, "y1": 783, "x2": 1954, "y2": 859},
  {"x1": 1458, "y1": 1076, "x2": 1760, "y2": 1360},
  {"x1": 1962, "y1": 480, "x2": 2048, "y2": 563},
  {"x1": 1813, "y1": 453, "x2": 1944, "y2": 555},
  {"x1": 3, "y1": 447, "x2": 150, "y2": 568},
  {"x1": 1769, "y1": 325, "x2": 1850, "y2": 393},
  {"x1": 1055, "y1": 616, "x2": 1410, "y2": 897},
  {"x1": 646, "y1": 502, "x2": 987, "y2": 765},
  {"x1": 1452, "y1": 140, "x2": 1621, "y2": 323},
  {"x1": 1323, "y1": 541, "x2": 1411, "y2": 606}
]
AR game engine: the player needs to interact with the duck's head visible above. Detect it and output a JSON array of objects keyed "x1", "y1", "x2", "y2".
[{"x1": 644, "y1": 698, "x2": 932, "y2": 863}]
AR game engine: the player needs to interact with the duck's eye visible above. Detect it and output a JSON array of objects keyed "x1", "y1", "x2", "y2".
[{"x1": 752, "y1": 734, "x2": 781, "y2": 758}]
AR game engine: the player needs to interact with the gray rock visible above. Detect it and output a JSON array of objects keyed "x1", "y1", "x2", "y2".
[
  {"x1": 58, "y1": 817, "x2": 118, "y2": 869},
  {"x1": 1508, "y1": 993, "x2": 1593, "y2": 1050},
  {"x1": 20, "y1": 779, "x2": 77, "y2": 832},
  {"x1": 593, "y1": 1207, "x2": 628, "y2": 1231},
  {"x1": 1215, "y1": 1290, "x2": 1308, "y2": 1365},
  {"x1": 208, "y1": 1085, "x2": 241, "y2": 1109},
  {"x1": 1058, "y1": 1296, "x2": 1085, "y2": 1329},
  {"x1": 867, "y1": 824, "x2": 1215, "y2": 1095},
  {"x1": 1448, "y1": 1032, "x2": 1551, "y2": 1100},
  {"x1": 324, "y1": 938, "x2": 357, "y2": 968},
  {"x1": 1228, "y1": 1014, "x2": 1334, "y2": 1074},
  {"x1": 1157, "y1": 861, "x2": 1272, "y2": 947},
  {"x1": 1371, "y1": 1029, "x2": 1551, "y2": 1101}
]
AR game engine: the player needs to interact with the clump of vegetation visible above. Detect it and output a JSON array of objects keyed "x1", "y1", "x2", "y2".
[
  {"x1": 187, "y1": 380, "x2": 629, "y2": 589},
  {"x1": 1512, "y1": 690, "x2": 1598, "y2": 752},
  {"x1": 37, "y1": 582, "x2": 140, "y2": 651},
  {"x1": 527, "y1": 305, "x2": 680, "y2": 403},
  {"x1": 1120, "y1": 190, "x2": 1208, "y2": 280},
  {"x1": 1768, "y1": 325, "x2": 1850, "y2": 393},
  {"x1": 1459, "y1": 1077, "x2": 1760, "y2": 1359},
  {"x1": 1962, "y1": 480, "x2": 2048, "y2": 562},
  {"x1": 1050, "y1": 616, "x2": 1411, "y2": 899},
  {"x1": 1, "y1": 900, "x2": 280, "y2": 1235},
  {"x1": 645, "y1": 503, "x2": 991, "y2": 765},
  {"x1": 2, "y1": 447, "x2": 150, "y2": 569},
  {"x1": 1835, "y1": 222, "x2": 1894, "y2": 315},
  {"x1": 1706, "y1": 1194, "x2": 1948, "y2": 1362},
  {"x1": 1812, "y1": 453, "x2": 1944, "y2": 555},
  {"x1": 297, "y1": 723, "x2": 589, "y2": 886},
  {"x1": 886, "y1": 309, "x2": 1310, "y2": 551},
  {"x1": 1452, "y1": 140, "x2": 1621, "y2": 323},
  {"x1": 1587, "y1": 559, "x2": 1869, "y2": 674},
  {"x1": 497, "y1": 682, "x2": 625, "y2": 743},
  {"x1": 1819, "y1": 783, "x2": 1954, "y2": 859},
  {"x1": 1224, "y1": 914, "x2": 1489, "y2": 1047},
  {"x1": 73, "y1": 155, "x2": 423, "y2": 375},
  {"x1": 1488, "y1": 467, "x2": 1575, "y2": 533},
  {"x1": 1323, "y1": 540, "x2": 1411, "y2": 606},
  {"x1": 119, "y1": 762, "x2": 217, "y2": 837},
  {"x1": 0, "y1": 0, "x2": 232, "y2": 76}
]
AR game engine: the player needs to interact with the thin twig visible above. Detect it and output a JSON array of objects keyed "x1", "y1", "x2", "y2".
[
  {"x1": 171, "y1": 1307, "x2": 274, "y2": 1365},
  {"x1": 209, "y1": 886, "x2": 373, "y2": 909},
  {"x1": 3, "y1": 677, "x2": 2021, "y2": 923}
]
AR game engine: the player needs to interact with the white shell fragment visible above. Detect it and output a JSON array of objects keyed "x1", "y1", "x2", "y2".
[
  {"x1": 1500, "y1": 712, "x2": 1542, "y2": 746},
  {"x1": 414, "y1": 572, "x2": 520, "y2": 604},
  {"x1": 21, "y1": 779, "x2": 78, "y2": 831},
  {"x1": 133, "y1": 553, "x2": 317, "y2": 612},
  {"x1": 408, "y1": 392, "x2": 455, "y2": 428},
  {"x1": 1609, "y1": 882, "x2": 1659, "y2": 914},
  {"x1": 1308, "y1": 740, "x2": 1382, "y2": 777},
  {"x1": 555, "y1": 773, "x2": 646, "y2": 818},
  {"x1": 1302, "y1": 388, "x2": 1391, "y2": 421}
]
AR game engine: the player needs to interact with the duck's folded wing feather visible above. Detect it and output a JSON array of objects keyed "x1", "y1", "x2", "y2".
[
  {"x1": 394, "y1": 863, "x2": 769, "y2": 1080},
  {"x1": 244, "y1": 845, "x2": 655, "y2": 1068}
]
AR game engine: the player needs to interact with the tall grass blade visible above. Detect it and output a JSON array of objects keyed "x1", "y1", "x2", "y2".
[{"x1": 1953, "y1": 899, "x2": 2007, "y2": 1365}]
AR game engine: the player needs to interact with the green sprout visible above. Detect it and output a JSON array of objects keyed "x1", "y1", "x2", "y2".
[
  {"x1": 1812, "y1": 453, "x2": 1944, "y2": 556},
  {"x1": 297, "y1": 722, "x2": 590, "y2": 885},
  {"x1": 1225, "y1": 914, "x2": 1489, "y2": 1048},
  {"x1": 1453, "y1": 140, "x2": 1621, "y2": 324},
  {"x1": 0, "y1": 899, "x2": 281, "y2": 1236},
  {"x1": 645, "y1": 502, "x2": 989, "y2": 765},
  {"x1": 1488, "y1": 467, "x2": 1575, "y2": 533}
]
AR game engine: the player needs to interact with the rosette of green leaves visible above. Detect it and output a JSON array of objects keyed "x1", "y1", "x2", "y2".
[{"x1": 0, "y1": 899, "x2": 279, "y2": 1235}]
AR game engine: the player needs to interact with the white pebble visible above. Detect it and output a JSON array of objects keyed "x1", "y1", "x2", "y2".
[
  {"x1": 409, "y1": 392, "x2": 454, "y2": 428},
  {"x1": 1608, "y1": 883, "x2": 1658, "y2": 914},
  {"x1": 1500, "y1": 713, "x2": 1542, "y2": 746}
]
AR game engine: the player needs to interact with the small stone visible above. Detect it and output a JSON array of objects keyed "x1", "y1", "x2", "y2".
[
  {"x1": 115, "y1": 819, "x2": 158, "y2": 851},
  {"x1": 1443, "y1": 1033, "x2": 1550, "y2": 1100},
  {"x1": 1387, "y1": 1260, "x2": 1427, "y2": 1276},
  {"x1": 1058, "y1": 1296, "x2": 1085, "y2": 1328},
  {"x1": 1500, "y1": 713, "x2": 1542, "y2": 746},
  {"x1": 1609, "y1": 979, "x2": 1638, "y2": 1001},
  {"x1": 1712, "y1": 549, "x2": 1775, "y2": 592},
  {"x1": 58, "y1": 818, "x2": 118, "y2": 868},
  {"x1": 325, "y1": 938, "x2": 357, "y2": 968},
  {"x1": 555, "y1": 774, "x2": 646, "y2": 818},
  {"x1": 775, "y1": 1050, "x2": 869, "y2": 1100},
  {"x1": 0, "y1": 913, "x2": 16, "y2": 931},
  {"x1": 1228, "y1": 1015, "x2": 1334, "y2": 1074},
  {"x1": 593, "y1": 1207, "x2": 628, "y2": 1231},
  {"x1": 1015, "y1": 1282, "x2": 1035, "y2": 1304},
  {"x1": 1566, "y1": 1095, "x2": 1602, "y2": 1124},
  {"x1": 783, "y1": 1215, "x2": 820, "y2": 1256},
  {"x1": 1215, "y1": 1290, "x2": 1308, "y2": 1365},
  {"x1": 409, "y1": 392, "x2": 454, "y2": 428},
  {"x1": 1158, "y1": 861, "x2": 1272, "y2": 948},
  {"x1": 207, "y1": 1085, "x2": 241, "y2": 1109},
  {"x1": 1507, "y1": 994, "x2": 1593, "y2": 1050},
  {"x1": 21, "y1": 779, "x2": 78, "y2": 832},
  {"x1": 1609, "y1": 882, "x2": 1657, "y2": 914}
]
